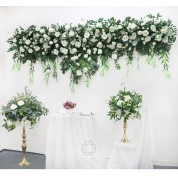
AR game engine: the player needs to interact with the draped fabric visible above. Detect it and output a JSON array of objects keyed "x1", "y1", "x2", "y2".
[
  {"x1": 45, "y1": 113, "x2": 103, "y2": 169},
  {"x1": 107, "y1": 107, "x2": 155, "y2": 169}
]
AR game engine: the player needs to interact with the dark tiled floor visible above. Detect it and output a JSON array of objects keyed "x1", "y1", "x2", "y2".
[
  {"x1": 0, "y1": 150, "x2": 45, "y2": 169},
  {"x1": 0, "y1": 150, "x2": 177, "y2": 169}
]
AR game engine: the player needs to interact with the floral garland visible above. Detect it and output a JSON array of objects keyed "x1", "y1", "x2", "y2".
[{"x1": 7, "y1": 13, "x2": 177, "y2": 87}]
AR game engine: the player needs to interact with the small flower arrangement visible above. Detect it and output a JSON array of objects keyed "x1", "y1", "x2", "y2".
[
  {"x1": 108, "y1": 88, "x2": 142, "y2": 123},
  {"x1": 1, "y1": 87, "x2": 49, "y2": 131},
  {"x1": 63, "y1": 101, "x2": 76, "y2": 110}
]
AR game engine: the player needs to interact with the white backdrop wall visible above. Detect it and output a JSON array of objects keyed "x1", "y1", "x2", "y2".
[
  {"x1": 0, "y1": 7, "x2": 6, "y2": 151},
  {"x1": 1, "y1": 6, "x2": 178, "y2": 165}
]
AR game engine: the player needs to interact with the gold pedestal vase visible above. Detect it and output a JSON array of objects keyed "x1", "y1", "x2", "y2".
[
  {"x1": 18, "y1": 124, "x2": 30, "y2": 166},
  {"x1": 121, "y1": 121, "x2": 129, "y2": 143}
]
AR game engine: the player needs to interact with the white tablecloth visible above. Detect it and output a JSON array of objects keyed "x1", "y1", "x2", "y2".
[{"x1": 45, "y1": 113, "x2": 103, "y2": 169}]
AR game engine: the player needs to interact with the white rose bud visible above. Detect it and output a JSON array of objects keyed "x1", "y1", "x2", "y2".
[
  {"x1": 40, "y1": 29, "x2": 45, "y2": 33},
  {"x1": 49, "y1": 28, "x2": 55, "y2": 33},
  {"x1": 98, "y1": 49, "x2": 102, "y2": 54},
  {"x1": 84, "y1": 32, "x2": 90, "y2": 38},
  {"x1": 17, "y1": 100, "x2": 24, "y2": 106},
  {"x1": 55, "y1": 32, "x2": 60, "y2": 37},
  {"x1": 112, "y1": 54, "x2": 117, "y2": 60},
  {"x1": 28, "y1": 48, "x2": 33, "y2": 53},
  {"x1": 76, "y1": 70, "x2": 82, "y2": 76},
  {"x1": 10, "y1": 104, "x2": 17, "y2": 110}
]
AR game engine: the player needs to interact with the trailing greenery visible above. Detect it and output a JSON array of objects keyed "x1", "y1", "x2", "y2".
[
  {"x1": 7, "y1": 13, "x2": 177, "y2": 87},
  {"x1": 1, "y1": 87, "x2": 49, "y2": 131},
  {"x1": 108, "y1": 88, "x2": 142, "y2": 123}
]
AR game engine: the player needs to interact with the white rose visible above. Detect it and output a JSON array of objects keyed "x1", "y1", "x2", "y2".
[
  {"x1": 107, "y1": 44, "x2": 115, "y2": 49},
  {"x1": 20, "y1": 47, "x2": 25, "y2": 52},
  {"x1": 28, "y1": 48, "x2": 33, "y2": 53},
  {"x1": 17, "y1": 100, "x2": 24, "y2": 106},
  {"x1": 117, "y1": 43, "x2": 122, "y2": 48},
  {"x1": 155, "y1": 34, "x2": 162, "y2": 41},
  {"x1": 82, "y1": 38, "x2": 87, "y2": 42},
  {"x1": 112, "y1": 54, "x2": 117, "y2": 60},
  {"x1": 65, "y1": 24, "x2": 70, "y2": 30},
  {"x1": 40, "y1": 29, "x2": 45, "y2": 33},
  {"x1": 75, "y1": 41, "x2": 81, "y2": 48},
  {"x1": 80, "y1": 20, "x2": 87, "y2": 26},
  {"x1": 71, "y1": 56, "x2": 78, "y2": 61},
  {"x1": 10, "y1": 104, "x2": 17, "y2": 110},
  {"x1": 96, "y1": 22, "x2": 102, "y2": 28},
  {"x1": 101, "y1": 33, "x2": 108, "y2": 40},
  {"x1": 84, "y1": 54, "x2": 88, "y2": 58},
  {"x1": 35, "y1": 27, "x2": 40, "y2": 32},
  {"x1": 124, "y1": 95, "x2": 132, "y2": 102},
  {"x1": 69, "y1": 30, "x2": 75, "y2": 37},
  {"x1": 109, "y1": 26, "x2": 115, "y2": 32},
  {"x1": 49, "y1": 28, "x2": 55, "y2": 33},
  {"x1": 60, "y1": 47, "x2": 68, "y2": 54},
  {"x1": 138, "y1": 31, "x2": 142, "y2": 35},
  {"x1": 87, "y1": 49, "x2": 91, "y2": 54},
  {"x1": 98, "y1": 49, "x2": 102, "y2": 54},
  {"x1": 91, "y1": 38, "x2": 97, "y2": 43},
  {"x1": 96, "y1": 42, "x2": 103, "y2": 48},
  {"x1": 34, "y1": 46, "x2": 40, "y2": 51},
  {"x1": 70, "y1": 48, "x2": 77, "y2": 54},
  {"x1": 53, "y1": 38, "x2": 57, "y2": 44},
  {"x1": 162, "y1": 37, "x2": 168, "y2": 43},
  {"x1": 150, "y1": 25, "x2": 156, "y2": 32},
  {"x1": 84, "y1": 32, "x2": 90, "y2": 38},
  {"x1": 49, "y1": 41, "x2": 53, "y2": 45},
  {"x1": 117, "y1": 100, "x2": 122, "y2": 106},
  {"x1": 144, "y1": 17, "x2": 151, "y2": 23},
  {"x1": 55, "y1": 32, "x2": 60, "y2": 37},
  {"x1": 12, "y1": 38, "x2": 17, "y2": 43},
  {"x1": 43, "y1": 34, "x2": 48, "y2": 39},
  {"x1": 61, "y1": 40, "x2": 68, "y2": 47},
  {"x1": 53, "y1": 49, "x2": 59, "y2": 55},
  {"x1": 130, "y1": 33, "x2": 137, "y2": 40},
  {"x1": 161, "y1": 28, "x2": 167, "y2": 34},
  {"x1": 153, "y1": 42, "x2": 156, "y2": 45},
  {"x1": 142, "y1": 30, "x2": 149, "y2": 37},
  {"x1": 122, "y1": 35, "x2": 129, "y2": 42},
  {"x1": 43, "y1": 43, "x2": 49, "y2": 49},
  {"x1": 145, "y1": 36, "x2": 151, "y2": 42},
  {"x1": 128, "y1": 23, "x2": 137, "y2": 30},
  {"x1": 83, "y1": 67, "x2": 88, "y2": 73},
  {"x1": 25, "y1": 39, "x2": 31, "y2": 45},
  {"x1": 132, "y1": 41, "x2": 138, "y2": 46},
  {"x1": 116, "y1": 109, "x2": 121, "y2": 117},
  {"x1": 76, "y1": 70, "x2": 82, "y2": 76},
  {"x1": 117, "y1": 25, "x2": 122, "y2": 29}
]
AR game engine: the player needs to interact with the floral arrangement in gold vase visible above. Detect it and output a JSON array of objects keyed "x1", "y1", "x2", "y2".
[
  {"x1": 108, "y1": 87, "x2": 142, "y2": 143},
  {"x1": 1, "y1": 87, "x2": 49, "y2": 166}
]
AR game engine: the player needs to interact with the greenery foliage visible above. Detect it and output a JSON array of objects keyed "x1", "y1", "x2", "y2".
[{"x1": 7, "y1": 14, "x2": 177, "y2": 87}]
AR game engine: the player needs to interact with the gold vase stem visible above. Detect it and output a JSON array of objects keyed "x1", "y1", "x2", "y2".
[
  {"x1": 18, "y1": 125, "x2": 30, "y2": 166},
  {"x1": 121, "y1": 121, "x2": 129, "y2": 143}
]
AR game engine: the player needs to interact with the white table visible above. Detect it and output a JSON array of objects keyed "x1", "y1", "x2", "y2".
[{"x1": 45, "y1": 113, "x2": 103, "y2": 169}]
